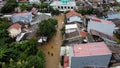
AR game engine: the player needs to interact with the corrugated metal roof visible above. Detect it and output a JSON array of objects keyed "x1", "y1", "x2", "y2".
[
  {"x1": 73, "y1": 42, "x2": 112, "y2": 57},
  {"x1": 65, "y1": 24, "x2": 78, "y2": 30},
  {"x1": 91, "y1": 17, "x2": 113, "y2": 24}
]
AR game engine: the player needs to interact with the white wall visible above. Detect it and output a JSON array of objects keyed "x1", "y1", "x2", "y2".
[
  {"x1": 87, "y1": 20, "x2": 115, "y2": 36},
  {"x1": 67, "y1": 15, "x2": 83, "y2": 23},
  {"x1": 9, "y1": 28, "x2": 21, "y2": 38}
]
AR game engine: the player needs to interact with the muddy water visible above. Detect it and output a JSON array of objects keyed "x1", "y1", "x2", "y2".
[{"x1": 39, "y1": 14, "x2": 64, "y2": 68}]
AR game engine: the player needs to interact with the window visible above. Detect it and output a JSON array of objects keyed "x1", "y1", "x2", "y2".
[
  {"x1": 64, "y1": 6, "x2": 66, "y2": 9},
  {"x1": 61, "y1": 6, "x2": 63, "y2": 9},
  {"x1": 58, "y1": 6, "x2": 60, "y2": 9},
  {"x1": 67, "y1": 18, "x2": 69, "y2": 21},
  {"x1": 68, "y1": 7, "x2": 70, "y2": 9},
  {"x1": 71, "y1": 7, "x2": 73, "y2": 9}
]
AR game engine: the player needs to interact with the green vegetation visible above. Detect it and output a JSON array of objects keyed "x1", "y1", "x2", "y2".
[
  {"x1": 33, "y1": 4, "x2": 60, "y2": 15},
  {"x1": 76, "y1": 7, "x2": 94, "y2": 15},
  {"x1": 0, "y1": 19, "x2": 46, "y2": 68},
  {"x1": 1, "y1": 0, "x2": 18, "y2": 13},
  {"x1": 0, "y1": 38, "x2": 45, "y2": 68},
  {"x1": 38, "y1": 18, "x2": 58, "y2": 39},
  {"x1": 0, "y1": 19, "x2": 12, "y2": 47},
  {"x1": 114, "y1": 30, "x2": 120, "y2": 43}
]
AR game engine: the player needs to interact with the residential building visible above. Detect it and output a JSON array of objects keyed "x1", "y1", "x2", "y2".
[
  {"x1": 66, "y1": 10, "x2": 83, "y2": 23},
  {"x1": 7, "y1": 23, "x2": 22, "y2": 38},
  {"x1": 29, "y1": 0, "x2": 40, "y2": 4},
  {"x1": 87, "y1": 17, "x2": 115, "y2": 36},
  {"x1": 30, "y1": 13, "x2": 51, "y2": 25},
  {"x1": 10, "y1": 12, "x2": 32, "y2": 23},
  {"x1": 65, "y1": 24, "x2": 81, "y2": 42},
  {"x1": 105, "y1": 13, "x2": 120, "y2": 20},
  {"x1": 63, "y1": 42, "x2": 112, "y2": 68},
  {"x1": 0, "y1": 0, "x2": 6, "y2": 9}
]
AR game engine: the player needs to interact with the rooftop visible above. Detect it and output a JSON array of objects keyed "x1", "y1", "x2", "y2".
[
  {"x1": 91, "y1": 17, "x2": 113, "y2": 24},
  {"x1": 8, "y1": 23, "x2": 21, "y2": 30},
  {"x1": 19, "y1": 0, "x2": 28, "y2": 2},
  {"x1": 66, "y1": 10, "x2": 82, "y2": 18},
  {"x1": 106, "y1": 13, "x2": 120, "y2": 20},
  {"x1": 79, "y1": 30, "x2": 87, "y2": 37},
  {"x1": 73, "y1": 42, "x2": 111, "y2": 57},
  {"x1": 50, "y1": 1, "x2": 76, "y2": 6},
  {"x1": 12, "y1": 12, "x2": 31, "y2": 16},
  {"x1": 65, "y1": 24, "x2": 78, "y2": 30},
  {"x1": 65, "y1": 30, "x2": 80, "y2": 39}
]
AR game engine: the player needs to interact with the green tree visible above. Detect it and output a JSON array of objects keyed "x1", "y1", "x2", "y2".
[
  {"x1": 1, "y1": 0, "x2": 18, "y2": 13},
  {"x1": 25, "y1": 51, "x2": 45, "y2": 68},
  {"x1": 38, "y1": 18, "x2": 57, "y2": 39},
  {"x1": 19, "y1": 4, "x2": 27, "y2": 11},
  {"x1": 0, "y1": 20, "x2": 12, "y2": 47}
]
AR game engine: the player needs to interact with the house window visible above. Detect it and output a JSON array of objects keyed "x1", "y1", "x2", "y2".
[
  {"x1": 71, "y1": 7, "x2": 73, "y2": 9},
  {"x1": 64, "y1": 6, "x2": 66, "y2": 9},
  {"x1": 68, "y1": 6, "x2": 70, "y2": 9},
  {"x1": 58, "y1": 6, "x2": 60, "y2": 9},
  {"x1": 67, "y1": 18, "x2": 69, "y2": 21},
  {"x1": 61, "y1": 6, "x2": 63, "y2": 9}
]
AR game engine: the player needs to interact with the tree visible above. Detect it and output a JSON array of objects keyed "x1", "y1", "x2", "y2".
[
  {"x1": 38, "y1": 18, "x2": 58, "y2": 39},
  {"x1": 25, "y1": 51, "x2": 45, "y2": 68},
  {"x1": 19, "y1": 4, "x2": 27, "y2": 11},
  {"x1": 51, "y1": 9, "x2": 60, "y2": 15},
  {"x1": 1, "y1": 0, "x2": 18, "y2": 13},
  {"x1": 27, "y1": 38, "x2": 38, "y2": 55},
  {"x1": 1, "y1": 38, "x2": 46, "y2": 68},
  {"x1": 0, "y1": 20, "x2": 12, "y2": 47}
]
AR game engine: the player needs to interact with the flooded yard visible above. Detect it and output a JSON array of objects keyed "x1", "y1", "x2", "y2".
[{"x1": 39, "y1": 14, "x2": 64, "y2": 68}]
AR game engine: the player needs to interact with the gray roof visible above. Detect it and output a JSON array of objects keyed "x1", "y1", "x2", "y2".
[
  {"x1": 105, "y1": 13, "x2": 120, "y2": 20},
  {"x1": 30, "y1": 13, "x2": 52, "y2": 25}
]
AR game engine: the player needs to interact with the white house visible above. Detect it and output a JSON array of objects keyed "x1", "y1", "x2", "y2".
[
  {"x1": 87, "y1": 17, "x2": 115, "y2": 36},
  {"x1": 29, "y1": 0, "x2": 40, "y2": 4},
  {"x1": 66, "y1": 10, "x2": 83, "y2": 23},
  {"x1": 50, "y1": 0, "x2": 76, "y2": 11},
  {"x1": 7, "y1": 23, "x2": 22, "y2": 38}
]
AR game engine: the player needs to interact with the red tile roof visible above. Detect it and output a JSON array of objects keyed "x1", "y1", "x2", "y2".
[
  {"x1": 73, "y1": 42, "x2": 111, "y2": 57},
  {"x1": 66, "y1": 10, "x2": 82, "y2": 18},
  {"x1": 9, "y1": 23, "x2": 21, "y2": 30},
  {"x1": 80, "y1": 30, "x2": 87, "y2": 37}
]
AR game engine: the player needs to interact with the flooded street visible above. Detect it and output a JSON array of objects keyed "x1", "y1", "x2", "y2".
[{"x1": 39, "y1": 14, "x2": 64, "y2": 68}]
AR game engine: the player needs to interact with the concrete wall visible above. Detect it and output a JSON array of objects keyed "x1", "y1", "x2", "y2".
[
  {"x1": 67, "y1": 15, "x2": 83, "y2": 23},
  {"x1": 87, "y1": 20, "x2": 115, "y2": 36},
  {"x1": 71, "y1": 54, "x2": 112, "y2": 68}
]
